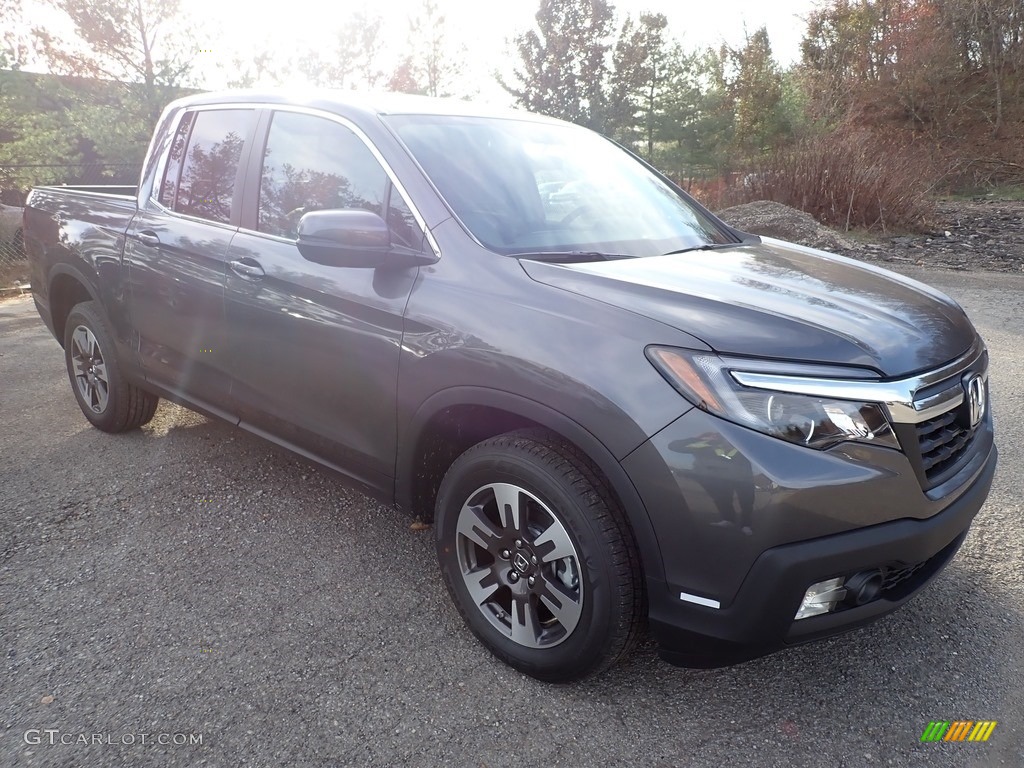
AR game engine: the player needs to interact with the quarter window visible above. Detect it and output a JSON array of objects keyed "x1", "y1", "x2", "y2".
[
  {"x1": 157, "y1": 111, "x2": 194, "y2": 209},
  {"x1": 173, "y1": 109, "x2": 253, "y2": 224},
  {"x1": 259, "y1": 112, "x2": 403, "y2": 241},
  {"x1": 387, "y1": 186, "x2": 423, "y2": 250}
]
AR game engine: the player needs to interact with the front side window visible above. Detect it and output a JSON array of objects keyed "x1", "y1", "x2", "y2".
[
  {"x1": 385, "y1": 115, "x2": 732, "y2": 257},
  {"x1": 174, "y1": 109, "x2": 254, "y2": 224},
  {"x1": 258, "y1": 112, "x2": 392, "y2": 240}
]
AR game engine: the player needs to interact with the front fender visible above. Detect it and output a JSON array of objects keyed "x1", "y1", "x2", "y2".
[{"x1": 396, "y1": 385, "x2": 667, "y2": 583}]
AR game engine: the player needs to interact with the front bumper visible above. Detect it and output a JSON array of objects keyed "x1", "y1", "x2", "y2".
[{"x1": 622, "y1": 408, "x2": 997, "y2": 668}]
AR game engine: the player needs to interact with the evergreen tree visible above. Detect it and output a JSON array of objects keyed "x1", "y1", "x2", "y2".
[
  {"x1": 607, "y1": 12, "x2": 669, "y2": 158},
  {"x1": 729, "y1": 27, "x2": 786, "y2": 156},
  {"x1": 502, "y1": 0, "x2": 615, "y2": 130}
]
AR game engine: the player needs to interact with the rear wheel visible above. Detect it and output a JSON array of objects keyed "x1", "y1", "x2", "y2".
[
  {"x1": 435, "y1": 429, "x2": 643, "y2": 681},
  {"x1": 64, "y1": 301, "x2": 158, "y2": 432}
]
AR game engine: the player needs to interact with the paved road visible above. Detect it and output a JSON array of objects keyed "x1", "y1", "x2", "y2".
[{"x1": 2, "y1": 267, "x2": 1022, "y2": 768}]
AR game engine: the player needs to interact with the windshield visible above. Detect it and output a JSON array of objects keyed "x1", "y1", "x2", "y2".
[{"x1": 384, "y1": 115, "x2": 733, "y2": 258}]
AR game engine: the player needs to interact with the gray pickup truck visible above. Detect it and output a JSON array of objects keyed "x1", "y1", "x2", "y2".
[{"x1": 24, "y1": 90, "x2": 996, "y2": 681}]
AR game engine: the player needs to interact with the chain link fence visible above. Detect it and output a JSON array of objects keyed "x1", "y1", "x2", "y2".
[
  {"x1": 0, "y1": 212, "x2": 30, "y2": 287},
  {"x1": 0, "y1": 164, "x2": 141, "y2": 286}
]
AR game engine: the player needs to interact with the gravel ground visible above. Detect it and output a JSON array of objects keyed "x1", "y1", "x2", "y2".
[
  {"x1": 849, "y1": 200, "x2": 1024, "y2": 273},
  {"x1": 1, "y1": 266, "x2": 1022, "y2": 768},
  {"x1": 717, "y1": 198, "x2": 1024, "y2": 274}
]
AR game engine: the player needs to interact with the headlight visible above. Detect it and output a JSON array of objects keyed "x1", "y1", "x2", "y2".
[{"x1": 647, "y1": 347, "x2": 900, "y2": 451}]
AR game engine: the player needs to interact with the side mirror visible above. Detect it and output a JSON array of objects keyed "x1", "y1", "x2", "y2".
[{"x1": 296, "y1": 209, "x2": 433, "y2": 268}]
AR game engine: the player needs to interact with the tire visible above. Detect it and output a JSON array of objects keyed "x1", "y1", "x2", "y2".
[
  {"x1": 63, "y1": 301, "x2": 159, "y2": 432},
  {"x1": 435, "y1": 429, "x2": 644, "y2": 682}
]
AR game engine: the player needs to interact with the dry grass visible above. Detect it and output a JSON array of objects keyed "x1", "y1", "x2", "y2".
[{"x1": 704, "y1": 131, "x2": 937, "y2": 233}]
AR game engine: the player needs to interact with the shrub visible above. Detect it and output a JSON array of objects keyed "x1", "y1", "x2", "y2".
[{"x1": 705, "y1": 131, "x2": 936, "y2": 233}]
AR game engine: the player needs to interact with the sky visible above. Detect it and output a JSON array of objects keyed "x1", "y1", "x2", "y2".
[{"x1": 186, "y1": 0, "x2": 818, "y2": 99}]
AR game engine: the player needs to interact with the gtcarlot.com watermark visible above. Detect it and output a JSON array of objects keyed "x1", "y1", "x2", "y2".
[{"x1": 24, "y1": 729, "x2": 203, "y2": 747}]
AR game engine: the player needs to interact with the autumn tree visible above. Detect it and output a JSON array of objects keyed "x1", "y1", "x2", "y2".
[
  {"x1": 33, "y1": 0, "x2": 197, "y2": 125},
  {"x1": 502, "y1": 0, "x2": 615, "y2": 130},
  {"x1": 389, "y1": 0, "x2": 465, "y2": 97},
  {"x1": 802, "y1": 0, "x2": 940, "y2": 125},
  {"x1": 801, "y1": 0, "x2": 1023, "y2": 135}
]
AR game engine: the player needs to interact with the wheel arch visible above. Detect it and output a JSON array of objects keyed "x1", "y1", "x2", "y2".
[
  {"x1": 397, "y1": 386, "x2": 665, "y2": 582},
  {"x1": 48, "y1": 264, "x2": 101, "y2": 349}
]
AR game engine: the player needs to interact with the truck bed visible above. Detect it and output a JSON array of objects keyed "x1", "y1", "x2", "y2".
[{"x1": 24, "y1": 185, "x2": 139, "y2": 339}]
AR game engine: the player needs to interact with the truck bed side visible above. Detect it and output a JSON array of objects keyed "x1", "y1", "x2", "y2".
[{"x1": 24, "y1": 186, "x2": 139, "y2": 352}]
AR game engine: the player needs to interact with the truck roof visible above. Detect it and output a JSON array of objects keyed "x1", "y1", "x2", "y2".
[{"x1": 166, "y1": 88, "x2": 559, "y2": 124}]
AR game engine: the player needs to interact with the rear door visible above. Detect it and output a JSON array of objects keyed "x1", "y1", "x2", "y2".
[
  {"x1": 224, "y1": 108, "x2": 429, "y2": 490},
  {"x1": 126, "y1": 107, "x2": 257, "y2": 416}
]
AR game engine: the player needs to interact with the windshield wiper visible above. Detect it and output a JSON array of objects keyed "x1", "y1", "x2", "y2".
[
  {"x1": 510, "y1": 251, "x2": 634, "y2": 264},
  {"x1": 661, "y1": 242, "x2": 742, "y2": 256}
]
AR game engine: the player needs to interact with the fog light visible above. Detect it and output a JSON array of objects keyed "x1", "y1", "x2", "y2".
[{"x1": 795, "y1": 577, "x2": 847, "y2": 620}]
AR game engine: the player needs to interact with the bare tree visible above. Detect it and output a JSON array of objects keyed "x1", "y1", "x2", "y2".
[
  {"x1": 297, "y1": 10, "x2": 385, "y2": 90},
  {"x1": 222, "y1": 48, "x2": 284, "y2": 90},
  {"x1": 967, "y1": 0, "x2": 1014, "y2": 135}
]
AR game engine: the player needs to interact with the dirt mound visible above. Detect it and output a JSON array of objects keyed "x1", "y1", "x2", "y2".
[{"x1": 716, "y1": 200, "x2": 856, "y2": 252}]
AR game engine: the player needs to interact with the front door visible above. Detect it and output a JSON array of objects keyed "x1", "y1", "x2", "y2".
[{"x1": 224, "y1": 109, "x2": 428, "y2": 489}]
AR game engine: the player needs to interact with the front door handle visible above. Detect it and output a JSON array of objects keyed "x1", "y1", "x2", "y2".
[
  {"x1": 229, "y1": 259, "x2": 266, "y2": 280},
  {"x1": 137, "y1": 230, "x2": 160, "y2": 247}
]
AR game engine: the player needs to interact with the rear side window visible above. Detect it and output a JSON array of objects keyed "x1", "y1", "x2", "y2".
[
  {"x1": 258, "y1": 112, "x2": 389, "y2": 240},
  {"x1": 157, "y1": 111, "x2": 195, "y2": 208},
  {"x1": 172, "y1": 109, "x2": 253, "y2": 224}
]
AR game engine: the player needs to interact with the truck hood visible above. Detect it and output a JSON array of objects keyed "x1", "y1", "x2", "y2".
[{"x1": 520, "y1": 237, "x2": 977, "y2": 377}]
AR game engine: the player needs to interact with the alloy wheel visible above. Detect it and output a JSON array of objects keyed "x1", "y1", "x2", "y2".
[
  {"x1": 70, "y1": 324, "x2": 109, "y2": 413},
  {"x1": 455, "y1": 482, "x2": 583, "y2": 649}
]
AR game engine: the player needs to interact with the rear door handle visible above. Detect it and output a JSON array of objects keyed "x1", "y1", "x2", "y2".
[
  {"x1": 137, "y1": 230, "x2": 160, "y2": 247},
  {"x1": 229, "y1": 259, "x2": 265, "y2": 280}
]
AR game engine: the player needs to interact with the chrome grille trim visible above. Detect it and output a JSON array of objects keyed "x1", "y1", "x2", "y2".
[{"x1": 730, "y1": 338, "x2": 986, "y2": 425}]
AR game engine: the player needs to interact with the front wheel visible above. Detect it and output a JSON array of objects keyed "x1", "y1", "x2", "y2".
[
  {"x1": 63, "y1": 301, "x2": 159, "y2": 432},
  {"x1": 435, "y1": 430, "x2": 644, "y2": 681}
]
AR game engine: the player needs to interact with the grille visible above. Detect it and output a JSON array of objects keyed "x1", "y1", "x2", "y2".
[{"x1": 916, "y1": 408, "x2": 976, "y2": 484}]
